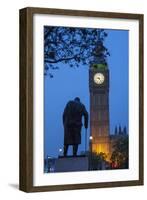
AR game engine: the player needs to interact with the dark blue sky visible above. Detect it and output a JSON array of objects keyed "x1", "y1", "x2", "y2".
[{"x1": 44, "y1": 29, "x2": 128, "y2": 158}]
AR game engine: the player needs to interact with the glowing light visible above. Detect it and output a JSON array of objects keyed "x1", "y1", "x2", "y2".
[{"x1": 89, "y1": 136, "x2": 93, "y2": 140}]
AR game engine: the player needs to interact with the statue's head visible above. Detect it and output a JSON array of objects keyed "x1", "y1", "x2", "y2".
[{"x1": 74, "y1": 97, "x2": 80, "y2": 103}]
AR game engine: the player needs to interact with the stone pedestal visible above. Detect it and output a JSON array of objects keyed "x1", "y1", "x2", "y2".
[{"x1": 54, "y1": 156, "x2": 89, "y2": 172}]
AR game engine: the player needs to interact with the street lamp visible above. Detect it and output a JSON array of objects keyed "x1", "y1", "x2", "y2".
[
  {"x1": 89, "y1": 136, "x2": 93, "y2": 170},
  {"x1": 59, "y1": 148, "x2": 63, "y2": 157},
  {"x1": 89, "y1": 136, "x2": 93, "y2": 153},
  {"x1": 89, "y1": 136, "x2": 93, "y2": 140}
]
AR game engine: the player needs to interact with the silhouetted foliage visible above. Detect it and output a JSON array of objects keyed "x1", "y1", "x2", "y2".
[
  {"x1": 44, "y1": 26, "x2": 110, "y2": 77},
  {"x1": 111, "y1": 135, "x2": 129, "y2": 169},
  {"x1": 88, "y1": 151, "x2": 108, "y2": 170}
]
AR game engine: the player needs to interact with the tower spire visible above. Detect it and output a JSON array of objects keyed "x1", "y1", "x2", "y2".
[
  {"x1": 118, "y1": 125, "x2": 121, "y2": 135},
  {"x1": 114, "y1": 126, "x2": 118, "y2": 135}
]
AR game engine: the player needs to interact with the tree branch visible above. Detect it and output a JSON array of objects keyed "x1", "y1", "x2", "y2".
[{"x1": 44, "y1": 55, "x2": 77, "y2": 64}]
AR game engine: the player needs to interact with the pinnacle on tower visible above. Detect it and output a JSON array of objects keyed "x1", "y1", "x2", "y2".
[{"x1": 114, "y1": 126, "x2": 118, "y2": 135}]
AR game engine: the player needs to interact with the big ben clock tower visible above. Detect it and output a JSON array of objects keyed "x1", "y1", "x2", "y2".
[{"x1": 89, "y1": 64, "x2": 110, "y2": 157}]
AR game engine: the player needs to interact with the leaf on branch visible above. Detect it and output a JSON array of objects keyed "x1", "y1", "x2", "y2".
[
  {"x1": 104, "y1": 32, "x2": 108, "y2": 37},
  {"x1": 49, "y1": 73, "x2": 53, "y2": 78},
  {"x1": 45, "y1": 66, "x2": 49, "y2": 71},
  {"x1": 48, "y1": 51, "x2": 55, "y2": 59}
]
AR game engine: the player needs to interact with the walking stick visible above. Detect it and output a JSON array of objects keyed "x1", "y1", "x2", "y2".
[{"x1": 85, "y1": 128, "x2": 87, "y2": 154}]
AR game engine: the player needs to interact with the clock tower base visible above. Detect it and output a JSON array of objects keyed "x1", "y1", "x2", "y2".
[{"x1": 91, "y1": 137, "x2": 111, "y2": 160}]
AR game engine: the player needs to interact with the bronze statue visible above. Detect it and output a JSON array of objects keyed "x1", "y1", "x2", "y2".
[{"x1": 63, "y1": 97, "x2": 88, "y2": 156}]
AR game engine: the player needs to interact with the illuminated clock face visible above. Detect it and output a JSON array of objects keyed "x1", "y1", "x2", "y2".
[{"x1": 94, "y1": 73, "x2": 105, "y2": 84}]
